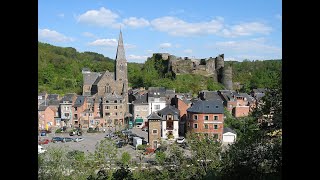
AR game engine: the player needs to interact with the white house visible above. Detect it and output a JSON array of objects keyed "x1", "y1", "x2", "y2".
[
  {"x1": 147, "y1": 87, "x2": 167, "y2": 115},
  {"x1": 222, "y1": 127, "x2": 237, "y2": 144},
  {"x1": 158, "y1": 105, "x2": 180, "y2": 140}
]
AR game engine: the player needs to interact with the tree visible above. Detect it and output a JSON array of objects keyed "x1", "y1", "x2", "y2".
[
  {"x1": 112, "y1": 165, "x2": 135, "y2": 180},
  {"x1": 155, "y1": 151, "x2": 166, "y2": 166},
  {"x1": 120, "y1": 152, "x2": 131, "y2": 166},
  {"x1": 94, "y1": 138, "x2": 118, "y2": 170}
]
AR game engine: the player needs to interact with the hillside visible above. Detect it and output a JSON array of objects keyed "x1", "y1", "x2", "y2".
[{"x1": 38, "y1": 42, "x2": 281, "y2": 95}]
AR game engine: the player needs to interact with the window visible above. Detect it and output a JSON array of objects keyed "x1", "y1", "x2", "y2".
[
  {"x1": 105, "y1": 112, "x2": 110, "y2": 116},
  {"x1": 114, "y1": 106, "x2": 117, "y2": 109},
  {"x1": 204, "y1": 115, "x2": 209, "y2": 120},
  {"x1": 154, "y1": 105, "x2": 160, "y2": 110},
  {"x1": 214, "y1": 116, "x2": 218, "y2": 120},
  {"x1": 106, "y1": 100, "x2": 109, "y2": 103},
  {"x1": 152, "y1": 129, "x2": 158, "y2": 134},
  {"x1": 90, "y1": 120, "x2": 94, "y2": 124},
  {"x1": 120, "y1": 100, "x2": 122, "y2": 103},
  {"x1": 66, "y1": 107, "x2": 69, "y2": 110},
  {"x1": 65, "y1": 113, "x2": 69, "y2": 117},
  {"x1": 194, "y1": 123, "x2": 198, "y2": 129},
  {"x1": 74, "y1": 107, "x2": 77, "y2": 111},
  {"x1": 115, "y1": 112, "x2": 118, "y2": 116},
  {"x1": 106, "y1": 106, "x2": 110, "y2": 109},
  {"x1": 215, "y1": 105, "x2": 219, "y2": 108},
  {"x1": 187, "y1": 122, "x2": 190, "y2": 127},
  {"x1": 114, "y1": 100, "x2": 117, "y2": 103},
  {"x1": 213, "y1": 134, "x2": 218, "y2": 139},
  {"x1": 74, "y1": 114, "x2": 78, "y2": 119},
  {"x1": 194, "y1": 115, "x2": 198, "y2": 120},
  {"x1": 214, "y1": 125, "x2": 218, "y2": 129},
  {"x1": 89, "y1": 113, "x2": 92, "y2": 117},
  {"x1": 187, "y1": 113, "x2": 190, "y2": 119},
  {"x1": 204, "y1": 124, "x2": 208, "y2": 129}
]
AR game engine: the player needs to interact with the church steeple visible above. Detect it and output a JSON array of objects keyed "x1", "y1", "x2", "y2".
[{"x1": 115, "y1": 30, "x2": 126, "y2": 61}]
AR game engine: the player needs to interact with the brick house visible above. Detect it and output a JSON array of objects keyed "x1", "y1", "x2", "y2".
[
  {"x1": 147, "y1": 112, "x2": 162, "y2": 149},
  {"x1": 186, "y1": 100, "x2": 224, "y2": 141},
  {"x1": 171, "y1": 95, "x2": 192, "y2": 136},
  {"x1": 38, "y1": 105, "x2": 55, "y2": 131}
]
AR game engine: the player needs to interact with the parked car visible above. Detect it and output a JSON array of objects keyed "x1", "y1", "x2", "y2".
[
  {"x1": 62, "y1": 137, "x2": 73, "y2": 142},
  {"x1": 176, "y1": 136, "x2": 185, "y2": 144},
  {"x1": 38, "y1": 145, "x2": 47, "y2": 154},
  {"x1": 69, "y1": 128, "x2": 82, "y2": 136},
  {"x1": 38, "y1": 139, "x2": 50, "y2": 145},
  {"x1": 51, "y1": 137, "x2": 63, "y2": 143},
  {"x1": 74, "y1": 137, "x2": 84, "y2": 142},
  {"x1": 116, "y1": 141, "x2": 124, "y2": 148}
]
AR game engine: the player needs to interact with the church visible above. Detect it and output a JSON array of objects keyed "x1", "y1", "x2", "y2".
[{"x1": 81, "y1": 30, "x2": 130, "y2": 128}]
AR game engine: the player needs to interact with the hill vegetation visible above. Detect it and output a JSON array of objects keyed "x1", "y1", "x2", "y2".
[{"x1": 38, "y1": 42, "x2": 281, "y2": 95}]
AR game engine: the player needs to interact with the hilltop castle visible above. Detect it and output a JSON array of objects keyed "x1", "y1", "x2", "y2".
[{"x1": 153, "y1": 53, "x2": 233, "y2": 90}]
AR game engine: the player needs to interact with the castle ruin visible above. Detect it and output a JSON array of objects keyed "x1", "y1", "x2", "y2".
[{"x1": 154, "y1": 53, "x2": 233, "y2": 90}]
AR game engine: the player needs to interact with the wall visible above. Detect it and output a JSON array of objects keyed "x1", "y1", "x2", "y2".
[
  {"x1": 187, "y1": 112, "x2": 224, "y2": 141},
  {"x1": 234, "y1": 106, "x2": 250, "y2": 118},
  {"x1": 148, "y1": 120, "x2": 161, "y2": 149}
]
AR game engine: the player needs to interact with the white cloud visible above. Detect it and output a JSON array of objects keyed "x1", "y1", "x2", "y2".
[
  {"x1": 38, "y1": 29, "x2": 74, "y2": 42},
  {"x1": 160, "y1": 43, "x2": 172, "y2": 48},
  {"x1": 213, "y1": 38, "x2": 281, "y2": 60},
  {"x1": 82, "y1": 32, "x2": 97, "y2": 38},
  {"x1": 88, "y1": 39, "x2": 117, "y2": 47},
  {"x1": 183, "y1": 49, "x2": 193, "y2": 54},
  {"x1": 151, "y1": 16, "x2": 224, "y2": 36},
  {"x1": 123, "y1": 17, "x2": 150, "y2": 28},
  {"x1": 221, "y1": 22, "x2": 272, "y2": 37},
  {"x1": 58, "y1": 13, "x2": 64, "y2": 18},
  {"x1": 77, "y1": 7, "x2": 121, "y2": 28},
  {"x1": 127, "y1": 54, "x2": 149, "y2": 63}
]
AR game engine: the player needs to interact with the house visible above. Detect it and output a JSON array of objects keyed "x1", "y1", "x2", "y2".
[
  {"x1": 171, "y1": 95, "x2": 192, "y2": 136},
  {"x1": 186, "y1": 100, "x2": 224, "y2": 141},
  {"x1": 102, "y1": 92, "x2": 127, "y2": 129},
  {"x1": 147, "y1": 87, "x2": 167, "y2": 115},
  {"x1": 147, "y1": 112, "x2": 162, "y2": 149},
  {"x1": 158, "y1": 105, "x2": 180, "y2": 140},
  {"x1": 60, "y1": 93, "x2": 77, "y2": 127},
  {"x1": 132, "y1": 93, "x2": 149, "y2": 128},
  {"x1": 38, "y1": 105, "x2": 56, "y2": 131},
  {"x1": 222, "y1": 127, "x2": 237, "y2": 144},
  {"x1": 72, "y1": 96, "x2": 87, "y2": 128}
]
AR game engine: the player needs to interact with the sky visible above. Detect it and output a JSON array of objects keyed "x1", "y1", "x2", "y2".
[{"x1": 38, "y1": 0, "x2": 282, "y2": 63}]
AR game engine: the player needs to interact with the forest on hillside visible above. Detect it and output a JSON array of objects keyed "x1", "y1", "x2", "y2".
[{"x1": 38, "y1": 42, "x2": 281, "y2": 95}]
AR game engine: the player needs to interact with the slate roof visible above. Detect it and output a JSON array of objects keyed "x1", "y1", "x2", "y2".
[
  {"x1": 73, "y1": 96, "x2": 86, "y2": 107},
  {"x1": 148, "y1": 87, "x2": 166, "y2": 97},
  {"x1": 147, "y1": 112, "x2": 162, "y2": 120},
  {"x1": 47, "y1": 94, "x2": 59, "y2": 100},
  {"x1": 61, "y1": 93, "x2": 77, "y2": 103},
  {"x1": 252, "y1": 88, "x2": 266, "y2": 94},
  {"x1": 104, "y1": 93, "x2": 123, "y2": 101},
  {"x1": 223, "y1": 127, "x2": 237, "y2": 134},
  {"x1": 240, "y1": 93, "x2": 254, "y2": 103},
  {"x1": 133, "y1": 94, "x2": 148, "y2": 104},
  {"x1": 187, "y1": 100, "x2": 224, "y2": 114},
  {"x1": 86, "y1": 96, "x2": 95, "y2": 104},
  {"x1": 48, "y1": 99, "x2": 60, "y2": 106},
  {"x1": 38, "y1": 105, "x2": 48, "y2": 111},
  {"x1": 158, "y1": 105, "x2": 180, "y2": 116},
  {"x1": 83, "y1": 72, "x2": 101, "y2": 85},
  {"x1": 201, "y1": 91, "x2": 223, "y2": 101}
]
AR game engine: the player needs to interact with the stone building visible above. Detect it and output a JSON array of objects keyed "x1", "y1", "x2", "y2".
[
  {"x1": 132, "y1": 93, "x2": 149, "y2": 128},
  {"x1": 81, "y1": 30, "x2": 130, "y2": 128},
  {"x1": 147, "y1": 112, "x2": 162, "y2": 149}
]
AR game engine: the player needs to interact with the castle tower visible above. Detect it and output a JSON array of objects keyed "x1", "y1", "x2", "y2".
[
  {"x1": 222, "y1": 64, "x2": 233, "y2": 90},
  {"x1": 115, "y1": 30, "x2": 128, "y2": 102}
]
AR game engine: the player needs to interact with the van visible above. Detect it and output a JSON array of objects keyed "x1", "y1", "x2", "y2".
[{"x1": 38, "y1": 145, "x2": 46, "y2": 154}]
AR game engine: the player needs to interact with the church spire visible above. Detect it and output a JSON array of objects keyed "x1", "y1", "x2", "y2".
[{"x1": 115, "y1": 30, "x2": 125, "y2": 61}]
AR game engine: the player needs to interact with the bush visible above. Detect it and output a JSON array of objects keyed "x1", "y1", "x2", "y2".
[
  {"x1": 55, "y1": 128, "x2": 63, "y2": 133},
  {"x1": 167, "y1": 134, "x2": 174, "y2": 139},
  {"x1": 137, "y1": 144, "x2": 147, "y2": 150}
]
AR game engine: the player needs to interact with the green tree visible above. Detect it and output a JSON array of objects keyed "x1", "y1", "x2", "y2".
[
  {"x1": 155, "y1": 151, "x2": 166, "y2": 166},
  {"x1": 120, "y1": 152, "x2": 131, "y2": 166}
]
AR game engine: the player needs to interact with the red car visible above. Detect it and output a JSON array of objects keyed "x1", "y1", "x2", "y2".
[{"x1": 38, "y1": 139, "x2": 50, "y2": 145}]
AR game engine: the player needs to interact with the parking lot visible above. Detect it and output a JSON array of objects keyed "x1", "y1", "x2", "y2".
[{"x1": 39, "y1": 127, "x2": 151, "y2": 161}]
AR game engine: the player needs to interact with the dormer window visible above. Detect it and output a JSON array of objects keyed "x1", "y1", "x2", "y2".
[{"x1": 215, "y1": 105, "x2": 219, "y2": 108}]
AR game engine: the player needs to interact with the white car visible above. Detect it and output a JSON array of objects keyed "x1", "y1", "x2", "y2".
[
  {"x1": 74, "y1": 137, "x2": 84, "y2": 142},
  {"x1": 38, "y1": 145, "x2": 46, "y2": 154},
  {"x1": 176, "y1": 137, "x2": 185, "y2": 144}
]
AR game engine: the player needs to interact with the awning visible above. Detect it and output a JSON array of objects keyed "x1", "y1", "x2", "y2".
[{"x1": 135, "y1": 118, "x2": 143, "y2": 123}]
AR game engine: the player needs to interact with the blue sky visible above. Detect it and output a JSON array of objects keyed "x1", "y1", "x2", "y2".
[{"x1": 38, "y1": 0, "x2": 282, "y2": 63}]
